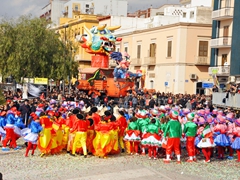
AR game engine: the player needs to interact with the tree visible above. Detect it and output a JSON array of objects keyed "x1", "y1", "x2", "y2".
[{"x1": 0, "y1": 15, "x2": 78, "y2": 82}]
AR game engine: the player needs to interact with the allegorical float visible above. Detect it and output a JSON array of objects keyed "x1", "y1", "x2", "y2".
[{"x1": 76, "y1": 24, "x2": 142, "y2": 98}]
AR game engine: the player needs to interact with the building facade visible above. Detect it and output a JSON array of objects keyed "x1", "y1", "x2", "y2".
[
  {"x1": 210, "y1": 0, "x2": 240, "y2": 85},
  {"x1": 101, "y1": 2, "x2": 213, "y2": 94},
  {"x1": 114, "y1": 23, "x2": 212, "y2": 94}
]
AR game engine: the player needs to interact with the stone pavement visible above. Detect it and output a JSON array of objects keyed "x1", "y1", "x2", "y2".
[{"x1": 0, "y1": 147, "x2": 239, "y2": 180}]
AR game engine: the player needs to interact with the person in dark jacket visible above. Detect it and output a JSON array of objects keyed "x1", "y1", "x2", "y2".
[{"x1": 19, "y1": 99, "x2": 31, "y2": 125}]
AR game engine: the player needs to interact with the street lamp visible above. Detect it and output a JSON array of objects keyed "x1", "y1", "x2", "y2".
[{"x1": 63, "y1": 24, "x2": 69, "y2": 95}]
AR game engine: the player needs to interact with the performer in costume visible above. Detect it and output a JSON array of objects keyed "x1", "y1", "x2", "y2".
[
  {"x1": 70, "y1": 113, "x2": 88, "y2": 158},
  {"x1": 136, "y1": 109, "x2": 150, "y2": 155},
  {"x1": 24, "y1": 114, "x2": 43, "y2": 157},
  {"x1": 92, "y1": 111, "x2": 113, "y2": 158},
  {"x1": 214, "y1": 115, "x2": 231, "y2": 159},
  {"x1": 66, "y1": 108, "x2": 80, "y2": 153},
  {"x1": 141, "y1": 118, "x2": 161, "y2": 160},
  {"x1": 86, "y1": 117, "x2": 95, "y2": 154},
  {"x1": 163, "y1": 110, "x2": 182, "y2": 164},
  {"x1": 183, "y1": 113, "x2": 197, "y2": 162},
  {"x1": 13, "y1": 111, "x2": 26, "y2": 147},
  {"x1": 0, "y1": 111, "x2": 6, "y2": 141},
  {"x1": 197, "y1": 120, "x2": 215, "y2": 163},
  {"x1": 231, "y1": 119, "x2": 240, "y2": 162},
  {"x1": 38, "y1": 112, "x2": 54, "y2": 156},
  {"x1": 2, "y1": 108, "x2": 18, "y2": 151},
  {"x1": 109, "y1": 115, "x2": 120, "y2": 155},
  {"x1": 117, "y1": 110, "x2": 127, "y2": 153},
  {"x1": 91, "y1": 107, "x2": 101, "y2": 126},
  {"x1": 124, "y1": 116, "x2": 140, "y2": 155}
]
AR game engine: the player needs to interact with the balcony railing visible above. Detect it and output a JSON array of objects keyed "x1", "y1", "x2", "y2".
[
  {"x1": 210, "y1": 37, "x2": 232, "y2": 48},
  {"x1": 131, "y1": 58, "x2": 142, "y2": 65},
  {"x1": 195, "y1": 56, "x2": 210, "y2": 65},
  {"x1": 212, "y1": 7, "x2": 234, "y2": 20},
  {"x1": 208, "y1": 66, "x2": 230, "y2": 76},
  {"x1": 143, "y1": 57, "x2": 156, "y2": 65}
]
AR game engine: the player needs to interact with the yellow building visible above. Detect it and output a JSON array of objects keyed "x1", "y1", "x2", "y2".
[{"x1": 57, "y1": 14, "x2": 99, "y2": 71}]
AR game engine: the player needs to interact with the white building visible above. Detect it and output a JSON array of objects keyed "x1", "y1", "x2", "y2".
[
  {"x1": 40, "y1": 0, "x2": 69, "y2": 26},
  {"x1": 41, "y1": 0, "x2": 127, "y2": 26}
]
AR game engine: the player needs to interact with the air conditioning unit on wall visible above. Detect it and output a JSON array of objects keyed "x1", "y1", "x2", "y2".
[{"x1": 190, "y1": 74, "x2": 197, "y2": 80}]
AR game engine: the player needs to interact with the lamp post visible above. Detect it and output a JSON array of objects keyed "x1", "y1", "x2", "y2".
[{"x1": 63, "y1": 24, "x2": 69, "y2": 95}]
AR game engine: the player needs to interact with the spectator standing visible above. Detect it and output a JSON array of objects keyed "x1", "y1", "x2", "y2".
[{"x1": 19, "y1": 99, "x2": 31, "y2": 125}]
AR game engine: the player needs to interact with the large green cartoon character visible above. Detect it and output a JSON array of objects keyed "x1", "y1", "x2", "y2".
[{"x1": 80, "y1": 24, "x2": 122, "y2": 55}]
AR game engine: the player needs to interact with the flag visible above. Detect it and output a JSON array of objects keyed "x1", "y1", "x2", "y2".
[{"x1": 202, "y1": 124, "x2": 212, "y2": 138}]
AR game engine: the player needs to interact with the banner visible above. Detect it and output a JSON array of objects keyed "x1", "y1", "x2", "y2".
[
  {"x1": 34, "y1": 78, "x2": 48, "y2": 85},
  {"x1": 27, "y1": 83, "x2": 47, "y2": 98}
]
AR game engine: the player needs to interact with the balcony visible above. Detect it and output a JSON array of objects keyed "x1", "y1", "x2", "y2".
[
  {"x1": 210, "y1": 37, "x2": 232, "y2": 48},
  {"x1": 208, "y1": 66, "x2": 230, "y2": 76},
  {"x1": 195, "y1": 56, "x2": 210, "y2": 65},
  {"x1": 131, "y1": 58, "x2": 142, "y2": 65},
  {"x1": 212, "y1": 7, "x2": 234, "y2": 20},
  {"x1": 143, "y1": 57, "x2": 156, "y2": 65}
]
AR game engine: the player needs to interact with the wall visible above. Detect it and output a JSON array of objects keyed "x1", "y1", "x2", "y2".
[
  {"x1": 230, "y1": 0, "x2": 239, "y2": 76},
  {"x1": 52, "y1": 0, "x2": 68, "y2": 25},
  {"x1": 124, "y1": 23, "x2": 212, "y2": 93},
  {"x1": 191, "y1": 0, "x2": 213, "y2": 7}
]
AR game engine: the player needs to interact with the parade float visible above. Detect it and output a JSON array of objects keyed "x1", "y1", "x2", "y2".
[{"x1": 77, "y1": 24, "x2": 141, "y2": 97}]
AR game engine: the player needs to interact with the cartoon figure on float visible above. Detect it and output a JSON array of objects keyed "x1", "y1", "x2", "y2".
[{"x1": 78, "y1": 24, "x2": 142, "y2": 91}]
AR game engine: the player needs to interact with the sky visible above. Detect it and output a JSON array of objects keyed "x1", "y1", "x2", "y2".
[{"x1": 0, "y1": 0, "x2": 179, "y2": 18}]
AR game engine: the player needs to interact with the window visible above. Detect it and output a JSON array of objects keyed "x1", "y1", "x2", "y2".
[
  {"x1": 222, "y1": 54, "x2": 227, "y2": 66},
  {"x1": 116, "y1": 48, "x2": 120, "y2": 52},
  {"x1": 148, "y1": 65, "x2": 155, "y2": 71},
  {"x1": 86, "y1": 4, "x2": 90, "y2": 8},
  {"x1": 75, "y1": 5, "x2": 78, "y2": 11},
  {"x1": 124, "y1": 47, "x2": 128, "y2": 53},
  {"x1": 149, "y1": 43, "x2": 156, "y2": 57},
  {"x1": 198, "y1": 41, "x2": 208, "y2": 57},
  {"x1": 137, "y1": 45, "x2": 141, "y2": 59},
  {"x1": 183, "y1": 12, "x2": 186, "y2": 18},
  {"x1": 167, "y1": 41, "x2": 172, "y2": 57},
  {"x1": 190, "y1": 11, "x2": 194, "y2": 18},
  {"x1": 225, "y1": 0, "x2": 231, "y2": 8},
  {"x1": 223, "y1": 26, "x2": 229, "y2": 37}
]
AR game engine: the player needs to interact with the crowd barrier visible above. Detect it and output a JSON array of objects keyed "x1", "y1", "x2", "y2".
[{"x1": 212, "y1": 92, "x2": 240, "y2": 109}]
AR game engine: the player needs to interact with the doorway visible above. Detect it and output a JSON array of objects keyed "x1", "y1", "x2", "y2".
[
  {"x1": 222, "y1": 54, "x2": 227, "y2": 65},
  {"x1": 196, "y1": 82, "x2": 205, "y2": 95}
]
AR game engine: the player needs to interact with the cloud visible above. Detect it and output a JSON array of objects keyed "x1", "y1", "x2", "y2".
[
  {"x1": 128, "y1": 0, "x2": 179, "y2": 12},
  {"x1": 0, "y1": 0, "x2": 179, "y2": 18}
]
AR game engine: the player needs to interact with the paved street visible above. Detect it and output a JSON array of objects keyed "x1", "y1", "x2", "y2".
[{"x1": 1, "y1": 142, "x2": 240, "y2": 180}]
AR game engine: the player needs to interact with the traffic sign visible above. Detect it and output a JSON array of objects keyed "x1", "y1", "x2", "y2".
[{"x1": 165, "y1": 82, "x2": 168, "y2": 87}]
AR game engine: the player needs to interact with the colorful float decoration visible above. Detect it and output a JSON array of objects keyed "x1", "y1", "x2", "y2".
[{"x1": 77, "y1": 24, "x2": 142, "y2": 97}]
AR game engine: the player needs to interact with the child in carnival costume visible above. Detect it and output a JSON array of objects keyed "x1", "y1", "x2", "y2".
[
  {"x1": 231, "y1": 118, "x2": 240, "y2": 162},
  {"x1": 2, "y1": 107, "x2": 19, "y2": 151},
  {"x1": 213, "y1": 115, "x2": 231, "y2": 160},
  {"x1": 38, "y1": 112, "x2": 55, "y2": 157},
  {"x1": 141, "y1": 118, "x2": 162, "y2": 160},
  {"x1": 117, "y1": 110, "x2": 128, "y2": 153},
  {"x1": 226, "y1": 112, "x2": 235, "y2": 160},
  {"x1": 13, "y1": 111, "x2": 26, "y2": 144},
  {"x1": 66, "y1": 108, "x2": 80, "y2": 153},
  {"x1": 70, "y1": 113, "x2": 89, "y2": 158},
  {"x1": 124, "y1": 116, "x2": 141, "y2": 155},
  {"x1": 163, "y1": 110, "x2": 182, "y2": 164},
  {"x1": 86, "y1": 111, "x2": 95, "y2": 154},
  {"x1": 183, "y1": 113, "x2": 197, "y2": 162},
  {"x1": 109, "y1": 115, "x2": 120, "y2": 155},
  {"x1": 197, "y1": 118, "x2": 215, "y2": 163},
  {"x1": 92, "y1": 111, "x2": 114, "y2": 158},
  {"x1": 24, "y1": 113, "x2": 43, "y2": 157},
  {"x1": 0, "y1": 111, "x2": 7, "y2": 141},
  {"x1": 136, "y1": 109, "x2": 150, "y2": 155}
]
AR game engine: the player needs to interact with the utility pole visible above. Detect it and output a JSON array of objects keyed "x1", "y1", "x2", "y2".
[{"x1": 63, "y1": 24, "x2": 69, "y2": 95}]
